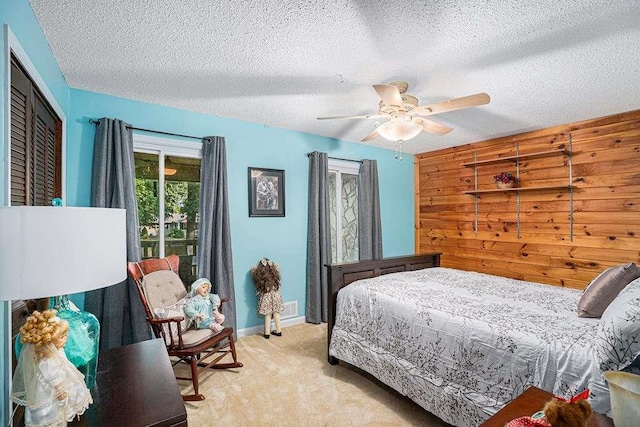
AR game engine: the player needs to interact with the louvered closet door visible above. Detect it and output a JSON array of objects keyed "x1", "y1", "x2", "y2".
[
  {"x1": 10, "y1": 60, "x2": 30, "y2": 206},
  {"x1": 31, "y1": 94, "x2": 60, "y2": 205},
  {"x1": 10, "y1": 55, "x2": 62, "y2": 206}
]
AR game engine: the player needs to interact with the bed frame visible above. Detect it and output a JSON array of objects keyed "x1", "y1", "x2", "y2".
[{"x1": 326, "y1": 252, "x2": 441, "y2": 364}]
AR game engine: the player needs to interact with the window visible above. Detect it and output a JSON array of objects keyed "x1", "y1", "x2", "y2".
[
  {"x1": 328, "y1": 159, "x2": 359, "y2": 263},
  {"x1": 9, "y1": 54, "x2": 62, "y2": 206},
  {"x1": 133, "y1": 135, "x2": 202, "y2": 285}
]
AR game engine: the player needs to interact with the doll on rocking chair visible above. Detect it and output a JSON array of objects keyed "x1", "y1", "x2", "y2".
[
  {"x1": 184, "y1": 278, "x2": 225, "y2": 333},
  {"x1": 251, "y1": 257, "x2": 284, "y2": 339}
]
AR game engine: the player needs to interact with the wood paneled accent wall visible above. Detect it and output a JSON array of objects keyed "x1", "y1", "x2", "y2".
[{"x1": 415, "y1": 110, "x2": 640, "y2": 289}]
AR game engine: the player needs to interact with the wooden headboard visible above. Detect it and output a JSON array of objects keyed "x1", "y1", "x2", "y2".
[{"x1": 325, "y1": 252, "x2": 441, "y2": 364}]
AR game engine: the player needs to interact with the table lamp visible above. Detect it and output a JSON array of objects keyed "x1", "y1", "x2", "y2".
[{"x1": 0, "y1": 206, "x2": 126, "y2": 388}]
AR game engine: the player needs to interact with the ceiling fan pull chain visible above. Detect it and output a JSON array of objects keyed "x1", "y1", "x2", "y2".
[{"x1": 394, "y1": 140, "x2": 403, "y2": 161}]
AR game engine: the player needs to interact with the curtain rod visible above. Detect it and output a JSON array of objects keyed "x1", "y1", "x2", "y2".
[
  {"x1": 89, "y1": 119, "x2": 203, "y2": 140},
  {"x1": 305, "y1": 152, "x2": 362, "y2": 163}
]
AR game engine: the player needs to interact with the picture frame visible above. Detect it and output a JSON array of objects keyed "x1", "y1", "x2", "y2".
[{"x1": 248, "y1": 167, "x2": 285, "y2": 217}]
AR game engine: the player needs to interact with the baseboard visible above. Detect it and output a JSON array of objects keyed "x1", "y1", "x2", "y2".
[{"x1": 237, "y1": 315, "x2": 307, "y2": 338}]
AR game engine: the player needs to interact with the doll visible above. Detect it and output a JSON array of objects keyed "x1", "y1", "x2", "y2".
[
  {"x1": 251, "y1": 258, "x2": 284, "y2": 339},
  {"x1": 184, "y1": 278, "x2": 225, "y2": 332},
  {"x1": 11, "y1": 309, "x2": 92, "y2": 427}
]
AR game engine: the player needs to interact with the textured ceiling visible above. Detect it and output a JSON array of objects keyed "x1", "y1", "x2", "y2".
[{"x1": 29, "y1": 0, "x2": 640, "y2": 154}]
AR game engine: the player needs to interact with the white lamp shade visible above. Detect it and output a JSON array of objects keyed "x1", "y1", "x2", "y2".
[
  {"x1": 376, "y1": 120, "x2": 423, "y2": 142},
  {"x1": 0, "y1": 206, "x2": 127, "y2": 300}
]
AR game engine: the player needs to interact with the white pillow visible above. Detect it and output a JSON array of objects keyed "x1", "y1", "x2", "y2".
[
  {"x1": 596, "y1": 277, "x2": 640, "y2": 371},
  {"x1": 154, "y1": 297, "x2": 191, "y2": 345}
]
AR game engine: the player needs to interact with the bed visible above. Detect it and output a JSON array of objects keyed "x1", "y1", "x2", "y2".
[{"x1": 327, "y1": 253, "x2": 640, "y2": 427}]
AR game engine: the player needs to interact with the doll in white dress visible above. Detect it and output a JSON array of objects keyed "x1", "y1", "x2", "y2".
[
  {"x1": 11, "y1": 309, "x2": 92, "y2": 426},
  {"x1": 184, "y1": 278, "x2": 225, "y2": 332}
]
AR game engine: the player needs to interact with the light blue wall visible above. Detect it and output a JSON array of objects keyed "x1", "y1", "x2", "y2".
[
  {"x1": 1, "y1": 0, "x2": 414, "y2": 422},
  {"x1": 1, "y1": 0, "x2": 71, "y2": 424},
  {"x1": 68, "y1": 89, "x2": 415, "y2": 332}
]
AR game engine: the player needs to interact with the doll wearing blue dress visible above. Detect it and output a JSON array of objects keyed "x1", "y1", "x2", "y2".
[{"x1": 184, "y1": 278, "x2": 225, "y2": 332}]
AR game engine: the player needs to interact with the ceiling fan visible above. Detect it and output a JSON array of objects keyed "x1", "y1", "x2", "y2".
[{"x1": 317, "y1": 81, "x2": 490, "y2": 143}]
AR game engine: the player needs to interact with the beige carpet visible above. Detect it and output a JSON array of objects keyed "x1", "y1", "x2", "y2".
[{"x1": 174, "y1": 323, "x2": 451, "y2": 426}]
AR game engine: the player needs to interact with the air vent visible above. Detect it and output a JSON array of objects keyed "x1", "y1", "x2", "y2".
[{"x1": 281, "y1": 300, "x2": 298, "y2": 319}]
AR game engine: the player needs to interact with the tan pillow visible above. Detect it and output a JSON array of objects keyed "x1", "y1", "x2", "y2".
[{"x1": 578, "y1": 263, "x2": 640, "y2": 317}]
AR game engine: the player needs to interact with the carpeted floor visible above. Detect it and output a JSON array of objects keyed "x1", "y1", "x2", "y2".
[{"x1": 174, "y1": 323, "x2": 451, "y2": 426}]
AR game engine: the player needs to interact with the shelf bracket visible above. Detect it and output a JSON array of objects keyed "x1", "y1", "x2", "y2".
[
  {"x1": 569, "y1": 133, "x2": 574, "y2": 242},
  {"x1": 516, "y1": 142, "x2": 521, "y2": 239},
  {"x1": 473, "y1": 151, "x2": 478, "y2": 236}
]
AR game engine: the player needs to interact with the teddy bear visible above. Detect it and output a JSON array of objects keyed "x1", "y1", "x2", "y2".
[
  {"x1": 542, "y1": 397, "x2": 592, "y2": 427},
  {"x1": 505, "y1": 391, "x2": 592, "y2": 427}
]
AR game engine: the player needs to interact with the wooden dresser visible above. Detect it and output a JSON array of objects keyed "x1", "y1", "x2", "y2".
[{"x1": 70, "y1": 338, "x2": 187, "y2": 427}]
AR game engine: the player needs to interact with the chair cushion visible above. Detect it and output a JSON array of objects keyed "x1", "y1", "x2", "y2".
[
  {"x1": 141, "y1": 270, "x2": 190, "y2": 344},
  {"x1": 181, "y1": 328, "x2": 225, "y2": 348},
  {"x1": 141, "y1": 270, "x2": 188, "y2": 310},
  {"x1": 578, "y1": 263, "x2": 640, "y2": 317}
]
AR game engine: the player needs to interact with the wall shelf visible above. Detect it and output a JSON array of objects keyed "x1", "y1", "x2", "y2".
[
  {"x1": 463, "y1": 185, "x2": 573, "y2": 195},
  {"x1": 463, "y1": 143, "x2": 574, "y2": 240},
  {"x1": 461, "y1": 149, "x2": 571, "y2": 167}
]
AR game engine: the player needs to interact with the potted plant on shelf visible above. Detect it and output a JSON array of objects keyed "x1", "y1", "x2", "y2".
[{"x1": 493, "y1": 172, "x2": 516, "y2": 189}]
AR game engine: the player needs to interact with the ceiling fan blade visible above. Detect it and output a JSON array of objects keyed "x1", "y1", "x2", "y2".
[
  {"x1": 373, "y1": 84, "x2": 404, "y2": 108},
  {"x1": 317, "y1": 113, "x2": 385, "y2": 120},
  {"x1": 414, "y1": 118, "x2": 453, "y2": 136},
  {"x1": 361, "y1": 129, "x2": 380, "y2": 142},
  {"x1": 412, "y1": 93, "x2": 490, "y2": 116}
]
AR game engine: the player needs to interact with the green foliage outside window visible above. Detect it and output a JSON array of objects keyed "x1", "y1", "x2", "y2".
[
  {"x1": 166, "y1": 228, "x2": 186, "y2": 239},
  {"x1": 136, "y1": 178, "x2": 200, "y2": 240}
]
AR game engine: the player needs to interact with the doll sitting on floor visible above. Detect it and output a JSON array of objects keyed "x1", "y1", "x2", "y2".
[
  {"x1": 11, "y1": 309, "x2": 92, "y2": 427},
  {"x1": 184, "y1": 278, "x2": 225, "y2": 332}
]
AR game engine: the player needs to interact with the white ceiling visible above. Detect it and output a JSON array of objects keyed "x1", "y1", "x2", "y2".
[{"x1": 29, "y1": 0, "x2": 640, "y2": 154}]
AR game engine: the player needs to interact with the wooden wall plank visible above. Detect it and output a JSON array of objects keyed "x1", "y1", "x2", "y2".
[{"x1": 415, "y1": 109, "x2": 640, "y2": 289}]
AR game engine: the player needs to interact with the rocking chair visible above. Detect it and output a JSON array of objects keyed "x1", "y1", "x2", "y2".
[{"x1": 128, "y1": 255, "x2": 243, "y2": 401}]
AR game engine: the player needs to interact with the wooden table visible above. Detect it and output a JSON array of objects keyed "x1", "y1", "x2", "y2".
[
  {"x1": 70, "y1": 338, "x2": 187, "y2": 427},
  {"x1": 480, "y1": 386, "x2": 613, "y2": 427}
]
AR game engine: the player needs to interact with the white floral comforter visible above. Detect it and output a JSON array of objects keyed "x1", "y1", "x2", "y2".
[{"x1": 329, "y1": 267, "x2": 607, "y2": 427}]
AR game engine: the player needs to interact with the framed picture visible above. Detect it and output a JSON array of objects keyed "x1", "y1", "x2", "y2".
[{"x1": 248, "y1": 167, "x2": 285, "y2": 217}]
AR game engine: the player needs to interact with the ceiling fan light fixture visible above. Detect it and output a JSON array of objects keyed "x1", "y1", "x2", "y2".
[
  {"x1": 376, "y1": 120, "x2": 422, "y2": 142},
  {"x1": 164, "y1": 167, "x2": 177, "y2": 176}
]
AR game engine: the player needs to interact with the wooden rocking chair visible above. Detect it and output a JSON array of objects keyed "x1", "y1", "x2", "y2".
[{"x1": 128, "y1": 255, "x2": 243, "y2": 401}]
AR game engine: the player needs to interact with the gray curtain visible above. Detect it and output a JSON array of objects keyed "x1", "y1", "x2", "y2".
[
  {"x1": 306, "y1": 152, "x2": 330, "y2": 324},
  {"x1": 86, "y1": 117, "x2": 151, "y2": 350},
  {"x1": 196, "y1": 137, "x2": 237, "y2": 336},
  {"x1": 358, "y1": 159, "x2": 383, "y2": 260}
]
